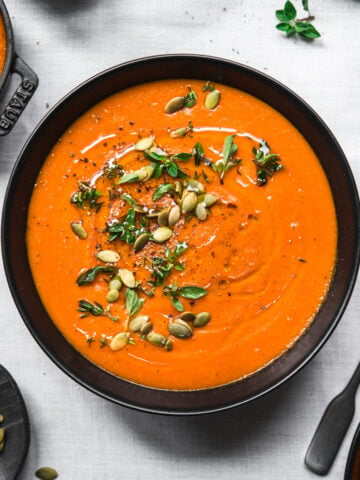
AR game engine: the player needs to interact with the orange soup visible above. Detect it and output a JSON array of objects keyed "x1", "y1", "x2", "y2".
[
  {"x1": 26, "y1": 79, "x2": 337, "y2": 390},
  {"x1": 0, "y1": 14, "x2": 6, "y2": 75}
]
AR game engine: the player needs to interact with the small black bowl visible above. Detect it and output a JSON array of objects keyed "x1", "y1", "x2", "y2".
[
  {"x1": 345, "y1": 423, "x2": 360, "y2": 479},
  {"x1": 2, "y1": 55, "x2": 359, "y2": 415},
  {"x1": 0, "y1": 0, "x2": 38, "y2": 135}
]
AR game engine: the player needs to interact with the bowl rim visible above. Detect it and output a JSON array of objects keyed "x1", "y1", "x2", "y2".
[{"x1": 2, "y1": 54, "x2": 360, "y2": 415}]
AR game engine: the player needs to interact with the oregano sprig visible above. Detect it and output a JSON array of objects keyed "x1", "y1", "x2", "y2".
[{"x1": 276, "y1": 1, "x2": 320, "y2": 39}]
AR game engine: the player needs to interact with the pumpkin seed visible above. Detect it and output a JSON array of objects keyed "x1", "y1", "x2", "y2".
[
  {"x1": 194, "y1": 312, "x2": 211, "y2": 327},
  {"x1": 180, "y1": 311, "x2": 195, "y2": 322},
  {"x1": 175, "y1": 181, "x2": 183, "y2": 196},
  {"x1": 0, "y1": 428, "x2": 4, "y2": 443},
  {"x1": 165, "y1": 338, "x2": 174, "y2": 351},
  {"x1": 203, "y1": 193, "x2": 218, "y2": 207},
  {"x1": 118, "y1": 269, "x2": 136, "y2": 288},
  {"x1": 205, "y1": 89, "x2": 220, "y2": 110},
  {"x1": 168, "y1": 319, "x2": 193, "y2": 339},
  {"x1": 140, "y1": 321, "x2": 153, "y2": 335},
  {"x1": 146, "y1": 209, "x2": 161, "y2": 218},
  {"x1": 129, "y1": 315, "x2": 149, "y2": 332},
  {"x1": 71, "y1": 222, "x2": 87, "y2": 239},
  {"x1": 135, "y1": 136, "x2": 153, "y2": 151},
  {"x1": 109, "y1": 275, "x2": 122, "y2": 291},
  {"x1": 153, "y1": 226, "x2": 173, "y2": 243},
  {"x1": 134, "y1": 233, "x2": 149, "y2": 253},
  {"x1": 146, "y1": 331, "x2": 167, "y2": 347},
  {"x1": 96, "y1": 250, "x2": 120, "y2": 263},
  {"x1": 168, "y1": 205, "x2": 181, "y2": 227},
  {"x1": 158, "y1": 208, "x2": 170, "y2": 227},
  {"x1": 110, "y1": 332, "x2": 130, "y2": 351},
  {"x1": 134, "y1": 204, "x2": 148, "y2": 214},
  {"x1": 170, "y1": 127, "x2": 187, "y2": 138},
  {"x1": 195, "y1": 202, "x2": 207, "y2": 221},
  {"x1": 35, "y1": 467, "x2": 58, "y2": 480},
  {"x1": 106, "y1": 289, "x2": 120, "y2": 303},
  {"x1": 181, "y1": 191, "x2": 198, "y2": 213},
  {"x1": 136, "y1": 164, "x2": 155, "y2": 181},
  {"x1": 164, "y1": 96, "x2": 185, "y2": 114},
  {"x1": 185, "y1": 179, "x2": 205, "y2": 194}
]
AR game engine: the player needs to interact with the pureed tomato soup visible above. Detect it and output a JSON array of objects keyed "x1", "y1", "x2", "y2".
[
  {"x1": 27, "y1": 79, "x2": 337, "y2": 390},
  {"x1": 0, "y1": 14, "x2": 6, "y2": 75}
]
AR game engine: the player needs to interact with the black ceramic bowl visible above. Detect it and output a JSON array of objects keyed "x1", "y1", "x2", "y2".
[
  {"x1": 345, "y1": 423, "x2": 360, "y2": 480},
  {"x1": 0, "y1": 0, "x2": 38, "y2": 135},
  {"x1": 2, "y1": 55, "x2": 359, "y2": 415}
]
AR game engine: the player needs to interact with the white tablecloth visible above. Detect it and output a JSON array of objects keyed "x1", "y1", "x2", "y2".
[{"x1": 1, "y1": 1, "x2": 359, "y2": 478}]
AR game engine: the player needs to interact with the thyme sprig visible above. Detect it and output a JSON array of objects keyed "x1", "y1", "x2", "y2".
[
  {"x1": 71, "y1": 181, "x2": 104, "y2": 212},
  {"x1": 77, "y1": 299, "x2": 118, "y2": 322},
  {"x1": 147, "y1": 242, "x2": 188, "y2": 287},
  {"x1": 252, "y1": 142, "x2": 283, "y2": 186},
  {"x1": 108, "y1": 194, "x2": 149, "y2": 244}
]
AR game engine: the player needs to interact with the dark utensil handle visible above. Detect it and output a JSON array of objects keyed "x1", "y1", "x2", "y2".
[
  {"x1": 305, "y1": 362, "x2": 360, "y2": 476},
  {"x1": 0, "y1": 55, "x2": 38, "y2": 136}
]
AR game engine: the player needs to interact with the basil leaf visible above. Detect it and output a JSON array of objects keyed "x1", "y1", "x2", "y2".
[
  {"x1": 172, "y1": 153, "x2": 192, "y2": 162},
  {"x1": 284, "y1": 1, "x2": 296, "y2": 20},
  {"x1": 276, "y1": 22, "x2": 293, "y2": 32},
  {"x1": 118, "y1": 173, "x2": 140, "y2": 184},
  {"x1": 170, "y1": 296, "x2": 184, "y2": 312},
  {"x1": 178, "y1": 286, "x2": 208, "y2": 300},
  {"x1": 77, "y1": 266, "x2": 115, "y2": 286},
  {"x1": 152, "y1": 183, "x2": 175, "y2": 201},
  {"x1": 125, "y1": 288, "x2": 144, "y2": 318}
]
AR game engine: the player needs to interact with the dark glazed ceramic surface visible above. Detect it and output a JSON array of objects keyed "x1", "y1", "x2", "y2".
[
  {"x1": 0, "y1": 0, "x2": 38, "y2": 135},
  {"x1": 344, "y1": 423, "x2": 360, "y2": 480},
  {"x1": 2, "y1": 55, "x2": 360, "y2": 414}
]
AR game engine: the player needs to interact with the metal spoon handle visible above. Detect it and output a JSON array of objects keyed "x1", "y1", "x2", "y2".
[{"x1": 305, "y1": 361, "x2": 360, "y2": 476}]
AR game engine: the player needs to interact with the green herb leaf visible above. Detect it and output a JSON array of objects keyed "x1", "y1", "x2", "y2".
[
  {"x1": 178, "y1": 286, "x2": 208, "y2": 300},
  {"x1": 118, "y1": 173, "x2": 140, "y2": 184},
  {"x1": 217, "y1": 135, "x2": 240, "y2": 183},
  {"x1": 125, "y1": 288, "x2": 144, "y2": 318},
  {"x1": 153, "y1": 183, "x2": 175, "y2": 201},
  {"x1": 284, "y1": 1, "x2": 296, "y2": 19},
  {"x1": 193, "y1": 142, "x2": 205, "y2": 166},
  {"x1": 71, "y1": 181, "x2": 104, "y2": 212},
  {"x1": 203, "y1": 81, "x2": 215, "y2": 92},
  {"x1": 76, "y1": 266, "x2": 115, "y2": 286},
  {"x1": 184, "y1": 88, "x2": 197, "y2": 108},
  {"x1": 170, "y1": 296, "x2": 184, "y2": 312},
  {"x1": 77, "y1": 299, "x2": 105, "y2": 317},
  {"x1": 165, "y1": 160, "x2": 178, "y2": 177},
  {"x1": 252, "y1": 143, "x2": 283, "y2": 186},
  {"x1": 148, "y1": 242, "x2": 188, "y2": 287},
  {"x1": 275, "y1": 0, "x2": 320, "y2": 39},
  {"x1": 172, "y1": 153, "x2": 192, "y2": 162},
  {"x1": 298, "y1": 23, "x2": 320, "y2": 38}
]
